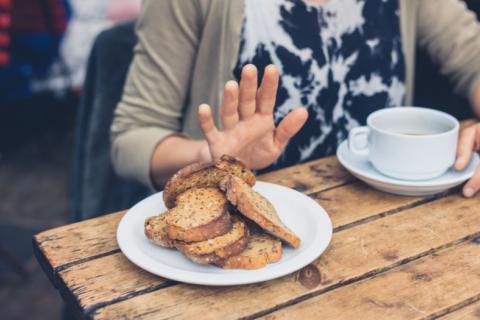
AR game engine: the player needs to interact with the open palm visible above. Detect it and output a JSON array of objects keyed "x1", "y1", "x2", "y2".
[{"x1": 198, "y1": 65, "x2": 308, "y2": 170}]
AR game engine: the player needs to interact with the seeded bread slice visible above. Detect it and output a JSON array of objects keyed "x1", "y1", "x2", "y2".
[
  {"x1": 220, "y1": 175, "x2": 301, "y2": 248},
  {"x1": 144, "y1": 213, "x2": 174, "y2": 248},
  {"x1": 166, "y1": 187, "x2": 231, "y2": 242},
  {"x1": 175, "y1": 217, "x2": 249, "y2": 264},
  {"x1": 163, "y1": 155, "x2": 256, "y2": 209},
  {"x1": 216, "y1": 233, "x2": 282, "y2": 269}
]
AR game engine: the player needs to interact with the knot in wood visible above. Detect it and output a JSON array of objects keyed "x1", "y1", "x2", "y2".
[
  {"x1": 472, "y1": 236, "x2": 480, "y2": 244},
  {"x1": 293, "y1": 182, "x2": 308, "y2": 192},
  {"x1": 412, "y1": 273, "x2": 432, "y2": 282},
  {"x1": 298, "y1": 264, "x2": 321, "y2": 289}
]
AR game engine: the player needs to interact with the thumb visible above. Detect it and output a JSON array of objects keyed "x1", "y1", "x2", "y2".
[{"x1": 274, "y1": 107, "x2": 308, "y2": 150}]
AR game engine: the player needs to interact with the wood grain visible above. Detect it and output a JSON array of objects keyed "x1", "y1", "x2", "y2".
[
  {"x1": 57, "y1": 254, "x2": 170, "y2": 315},
  {"x1": 91, "y1": 194, "x2": 480, "y2": 320},
  {"x1": 258, "y1": 156, "x2": 354, "y2": 194},
  {"x1": 312, "y1": 182, "x2": 441, "y2": 231},
  {"x1": 33, "y1": 211, "x2": 125, "y2": 279},
  {"x1": 437, "y1": 299, "x2": 480, "y2": 320},
  {"x1": 56, "y1": 182, "x2": 432, "y2": 315},
  {"x1": 261, "y1": 241, "x2": 480, "y2": 320}
]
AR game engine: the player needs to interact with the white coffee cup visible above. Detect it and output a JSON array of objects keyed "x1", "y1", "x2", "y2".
[{"x1": 348, "y1": 107, "x2": 459, "y2": 181}]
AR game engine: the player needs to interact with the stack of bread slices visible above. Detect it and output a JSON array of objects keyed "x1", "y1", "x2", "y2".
[{"x1": 145, "y1": 155, "x2": 301, "y2": 269}]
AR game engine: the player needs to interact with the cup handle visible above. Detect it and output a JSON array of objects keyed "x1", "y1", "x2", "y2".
[{"x1": 348, "y1": 127, "x2": 370, "y2": 156}]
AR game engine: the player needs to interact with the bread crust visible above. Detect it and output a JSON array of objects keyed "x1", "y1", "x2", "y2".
[
  {"x1": 220, "y1": 176, "x2": 301, "y2": 248},
  {"x1": 163, "y1": 155, "x2": 256, "y2": 209},
  {"x1": 215, "y1": 155, "x2": 256, "y2": 186},
  {"x1": 216, "y1": 233, "x2": 282, "y2": 269},
  {"x1": 167, "y1": 209, "x2": 232, "y2": 242},
  {"x1": 144, "y1": 214, "x2": 175, "y2": 248},
  {"x1": 163, "y1": 162, "x2": 214, "y2": 208},
  {"x1": 175, "y1": 217, "x2": 249, "y2": 264}
]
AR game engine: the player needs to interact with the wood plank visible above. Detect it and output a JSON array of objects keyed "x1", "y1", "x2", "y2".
[
  {"x1": 312, "y1": 182, "x2": 441, "y2": 231},
  {"x1": 260, "y1": 241, "x2": 480, "y2": 320},
  {"x1": 33, "y1": 211, "x2": 125, "y2": 279},
  {"x1": 91, "y1": 194, "x2": 480, "y2": 320},
  {"x1": 437, "y1": 299, "x2": 480, "y2": 320},
  {"x1": 57, "y1": 183, "x2": 429, "y2": 314},
  {"x1": 57, "y1": 254, "x2": 170, "y2": 315},
  {"x1": 258, "y1": 156, "x2": 354, "y2": 194}
]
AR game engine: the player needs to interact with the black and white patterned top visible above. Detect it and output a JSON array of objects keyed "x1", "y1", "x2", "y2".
[{"x1": 234, "y1": 0, "x2": 406, "y2": 171}]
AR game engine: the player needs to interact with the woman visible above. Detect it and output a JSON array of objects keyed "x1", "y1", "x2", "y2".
[{"x1": 111, "y1": 0, "x2": 480, "y2": 197}]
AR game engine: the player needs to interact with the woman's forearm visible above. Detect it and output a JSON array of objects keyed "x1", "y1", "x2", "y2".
[{"x1": 150, "y1": 135, "x2": 210, "y2": 188}]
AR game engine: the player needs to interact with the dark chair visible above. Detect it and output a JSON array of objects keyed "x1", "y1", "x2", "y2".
[{"x1": 72, "y1": 21, "x2": 149, "y2": 221}]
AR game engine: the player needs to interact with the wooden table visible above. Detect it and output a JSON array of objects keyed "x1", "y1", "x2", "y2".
[{"x1": 33, "y1": 156, "x2": 480, "y2": 320}]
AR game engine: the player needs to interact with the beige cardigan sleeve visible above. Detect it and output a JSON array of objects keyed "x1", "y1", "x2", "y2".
[
  {"x1": 417, "y1": 0, "x2": 480, "y2": 100},
  {"x1": 110, "y1": 0, "x2": 203, "y2": 189}
]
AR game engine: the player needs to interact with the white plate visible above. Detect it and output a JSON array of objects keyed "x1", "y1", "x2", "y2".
[
  {"x1": 337, "y1": 140, "x2": 479, "y2": 196},
  {"x1": 117, "y1": 181, "x2": 333, "y2": 286}
]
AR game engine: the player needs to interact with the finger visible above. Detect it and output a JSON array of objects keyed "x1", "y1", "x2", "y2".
[
  {"x1": 476, "y1": 124, "x2": 480, "y2": 150},
  {"x1": 238, "y1": 64, "x2": 258, "y2": 120},
  {"x1": 257, "y1": 65, "x2": 279, "y2": 115},
  {"x1": 455, "y1": 126, "x2": 476, "y2": 170},
  {"x1": 198, "y1": 104, "x2": 219, "y2": 143},
  {"x1": 220, "y1": 81, "x2": 239, "y2": 130},
  {"x1": 274, "y1": 107, "x2": 308, "y2": 149},
  {"x1": 463, "y1": 165, "x2": 480, "y2": 198}
]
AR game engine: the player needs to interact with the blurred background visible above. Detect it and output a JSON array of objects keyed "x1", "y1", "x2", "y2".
[
  {"x1": 0, "y1": 1, "x2": 479, "y2": 320},
  {"x1": 0, "y1": 1, "x2": 142, "y2": 319}
]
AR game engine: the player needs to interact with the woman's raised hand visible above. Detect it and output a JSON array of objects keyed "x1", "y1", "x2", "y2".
[{"x1": 197, "y1": 64, "x2": 308, "y2": 170}]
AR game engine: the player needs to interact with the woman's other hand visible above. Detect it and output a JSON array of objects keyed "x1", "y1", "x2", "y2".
[
  {"x1": 455, "y1": 122, "x2": 480, "y2": 197},
  {"x1": 197, "y1": 64, "x2": 308, "y2": 170}
]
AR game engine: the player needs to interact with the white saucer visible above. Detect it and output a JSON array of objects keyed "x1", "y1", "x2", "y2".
[{"x1": 337, "y1": 140, "x2": 479, "y2": 196}]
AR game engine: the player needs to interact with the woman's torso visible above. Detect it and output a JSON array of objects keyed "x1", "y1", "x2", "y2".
[{"x1": 233, "y1": 0, "x2": 406, "y2": 170}]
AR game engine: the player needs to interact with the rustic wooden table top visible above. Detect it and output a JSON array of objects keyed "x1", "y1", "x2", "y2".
[{"x1": 33, "y1": 153, "x2": 480, "y2": 319}]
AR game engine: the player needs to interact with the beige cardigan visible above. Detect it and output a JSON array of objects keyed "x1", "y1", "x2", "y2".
[{"x1": 111, "y1": 0, "x2": 480, "y2": 189}]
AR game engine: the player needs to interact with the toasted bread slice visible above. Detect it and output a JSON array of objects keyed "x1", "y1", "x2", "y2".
[
  {"x1": 175, "y1": 217, "x2": 249, "y2": 264},
  {"x1": 163, "y1": 155, "x2": 256, "y2": 208},
  {"x1": 220, "y1": 176, "x2": 301, "y2": 248},
  {"x1": 144, "y1": 213, "x2": 174, "y2": 248},
  {"x1": 216, "y1": 233, "x2": 282, "y2": 269},
  {"x1": 166, "y1": 188, "x2": 231, "y2": 242}
]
